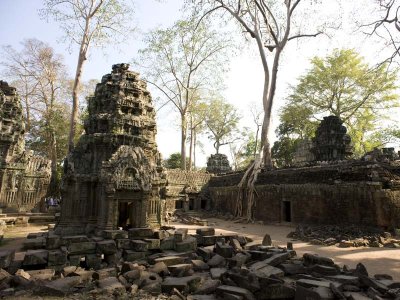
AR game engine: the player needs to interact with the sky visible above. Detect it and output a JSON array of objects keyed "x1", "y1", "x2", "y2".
[{"x1": 0, "y1": 0, "x2": 399, "y2": 166}]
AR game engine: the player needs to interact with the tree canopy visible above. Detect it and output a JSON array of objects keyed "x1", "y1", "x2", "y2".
[{"x1": 279, "y1": 48, "x2": 399, "y2": 157}]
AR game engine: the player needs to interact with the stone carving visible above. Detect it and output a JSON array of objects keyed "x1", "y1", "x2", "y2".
[
  {"x1": 206, "y1": 153, "x2": 232, "y2": 174},
  {"x1": 56, "y1": 64, "x2": 165, "y2": 235},
  {"x1": 0, "y1": 81, "x2": 51, "y2": 212},
  {"x1": 311, "y1": 116, "x2": 353, "y2": 161}
]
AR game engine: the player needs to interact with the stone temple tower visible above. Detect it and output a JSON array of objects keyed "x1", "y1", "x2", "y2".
[{"x1": 57, "y1": 64, "x2": 165, "y2": 235}]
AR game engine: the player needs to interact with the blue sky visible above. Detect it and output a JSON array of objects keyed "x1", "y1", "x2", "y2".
[{"x1": 1, "y1": 0, "x2": 399, "y2": 165}]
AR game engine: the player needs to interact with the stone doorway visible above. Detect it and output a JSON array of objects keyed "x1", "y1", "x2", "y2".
[
  {"x1": 282, "y1": 201, "x2": 292, "y2": 222},
  {"x1": 118, "y1": 201, "x2": 133, "y2": 229}
]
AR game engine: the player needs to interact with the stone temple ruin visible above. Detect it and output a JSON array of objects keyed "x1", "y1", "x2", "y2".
[
  {"x1": 206, "y1": 153, "x2": 232, "y2": 174},
  {"x1": 0, "y1": 81, "x2": 51, "y2": 212},
  {"x1": 56, "y1": 64, "x2": 165, "y2": 235},
  {"x1": 311, "y1": 115, "x2": 353, "y2": 161}
]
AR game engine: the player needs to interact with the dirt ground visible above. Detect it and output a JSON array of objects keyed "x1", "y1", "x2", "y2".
[
  {"x1": 174, "y1": 218, "x2": 400, "y2": 281},
  {"x1": 1, "y1": 220, "x2": 400, "y2": 282}
]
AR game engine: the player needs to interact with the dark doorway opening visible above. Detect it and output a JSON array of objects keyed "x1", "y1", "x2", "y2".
[
  {"x1": 189, "y1": 198, "x2": 194, "y2": 210},
  {"x1": 201, "y1": 199, "x2": 207, "y2": 209},
  {"x1": 118, "y1": 202, "x2": 132, "y2": 229},
  {"x1": 283, "y1": 201, "x2": 292, "y2": 222},
  {"x1": 175, "y1": 200, "x2": 183, "y2": 209}
]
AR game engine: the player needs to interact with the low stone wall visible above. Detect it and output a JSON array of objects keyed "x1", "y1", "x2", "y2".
[{"x1": 209, "y1": 162, "x2": 400, "y2": 229}]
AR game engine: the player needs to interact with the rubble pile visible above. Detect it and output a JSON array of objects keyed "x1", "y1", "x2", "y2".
[
  {"x1": 0, "y1": 229, "x2": 398, "y2": 299},
  {"x1": 173, "y1": 211, "x2": 209, "y2": 226},
  {"x1": 288, "y1": 224, "x2": 400, "y2": 248}
]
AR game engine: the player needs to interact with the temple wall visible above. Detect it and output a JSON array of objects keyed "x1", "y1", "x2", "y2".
[{"x1": 208, "y1": 162, "x2": 400, "y2": 228}]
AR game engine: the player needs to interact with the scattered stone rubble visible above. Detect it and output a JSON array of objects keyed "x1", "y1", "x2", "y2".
[
  {"x1": 0, "y1": 229, "x2": 398, "y2": 299},
  {"x1": 288, "y1": 224, "x2": 400, "y2": 248}
]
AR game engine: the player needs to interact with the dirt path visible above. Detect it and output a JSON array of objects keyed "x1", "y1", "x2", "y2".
[{"x1": 173, "y1": 218, "x2": 400, "y2": 280}]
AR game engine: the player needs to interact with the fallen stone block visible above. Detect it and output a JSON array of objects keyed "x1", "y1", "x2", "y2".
[
  {"x1": 195, "y1": 278, "x2": 221, "y2": 295},
  {"x1": 97, "y1": 276, "x2": 125, "y2": 294},
  {"x1": 68, "y1": 255, "x2": 82, "y2": 266},
  {"x1": 34, "y1": 276, "x2": 82, "y2": 297},
  {"x1": 303, "y1": 253, "x2": 335, "y2": 267},
  {"x1": 326, "y1": 275, "x2": 360, "y2": 286},
  {"x1": 256, "y1": 283, "x2": 295, "y2": 300},
  {"x1": 175, "y1": 236, "x2": 197, "y2": 252},
  {"x1": 15, "y1": 269, "x2": 30, "y2": 280},
  {"x1": 23, "y1": 250, "x2": 48, "y2": 267},
  {"x1": 210, "y1": 267, "x2": 227, "y2": 279},
  {"x1": 215, "y1": 242, "x2": 234, "y2": 258},
  {"x1": 154, "y1": 256, "x2": 185, "y2": 266},
  {"x1": 0, "y1": 250, "x2": 14, "y2": 269},
  {"x1": 161, "y1": 236, "x2": 175, "y2": 250},
  {"x1": 262, "y1": 234, "x2": 272, "y2": 246},
  {"x1": 202, "y1": 236, "x2": 217, "y2": 247},
  {"x1": 168, "y1": 263, "x2": 193, "y2": 277},
  {"x1": 61, "y1": 235, "x2": 90, "y2": 246},
  {"x1": 188, "y1": 295, "x2": 218, "y2": 300},
  {"x1": 149, "y1": 262, "x2": 170, "y2": 276},
  {"x1": 138, "y1": 271, "x2": 162, "y2": 287},
  {"x1": 216, "y1": 285, "x2": 256, "y2": 300},
  {"x1": 174, "y1": 228, "x2": 188, "y2": 242},
  {"x1": 247, "y1": 250, "x2": 272, "y2": 261},
  {"x1": 68, "y1": 241, "x2": 96, "y2": 254},
  {"x1": 102, "y1": 230, "x2": 128, "y2": 240},
  {"x1": 197, "y1": 247, "x2": 213, "y2": 261},
  {"x1": 46, "y1": 234, "x2": 61, "y2": 250},
  {"x1": 250, "y1": 263, "x2": 284, "y2": 278},
  {"x1": 196, "y1": 228, "x2": 215, "y2": 236},
  {"x1": 297, "y1": 279, "x2": 340, "y2": 289},
  {"x1": 124, "y1": 269, "x2": 141, "y2": 283},
  {"x1": 123, "y1": 250, "x2": 146, "y2": 262},
  {"x1": 192, "y1": 259, "x2": 210, "y2": 271},
  {"x1": 23, "y1": 237, "x2": 45, "y2": 250},
  {"x1": 228, "y1": 253, "x2": 251, "y2": 268},
  {"x1": 207, "y1": 254, "x2": 226, "y2": 267},
  {"x1": 92, "y1": 267, "x2": 117, "y2": 280},
  {"x1": 116, "y1": 239, "x2": 131, "y2": 250},
  {"x1": 129, "y1": 228, "x2": 154, "y2": 239},
  {"x1": 96, "y1": 240, "x2": 117, "y2": 254},
  {"x1": 48, "y1": 250, "x2": 67, "y2": 266},
  {"x1": 344, "y1": 291, "x2": 372, "y2": 300},
  {"x1": 130, "y1": 239, "x2": 149, "y2": 251},
  {"x1": 295, "y1": 285, "x2": 334, "y2": 300},
  {"x1": 154, "y1": 230, "x2": 169, "y2": 240},
  {"x1": 26, "y1": 269, "x2": 55, "y2": 280},
  {"x1": 162, "y1": 275, "x2": 202, "y2": 293},
  {"x1": 359, "y1": 276, "x2": 388, "y2": 294},
  {"x1": 85, "y1": 254, "x2": 102, "y2": 269},
  {"x1": 308, "y1": 264, "x2": 340, "y2": 276},
  {"x1": 279, "y1": 263, "x2": 306, "y2": 275},
  {"x1": 144, "y1": 238, "x2": 161, "y2": 250}
]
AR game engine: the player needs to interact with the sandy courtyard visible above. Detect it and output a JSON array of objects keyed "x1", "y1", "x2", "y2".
[{"x1": 174, "y1": 218, "x2": 400, "y2": 281}]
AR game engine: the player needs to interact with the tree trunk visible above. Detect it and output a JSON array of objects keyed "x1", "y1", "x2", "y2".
[
  {"x1": 68, "y1": 17, "x2": 90, "y2": 153},
  {"x1": 254, "y1": 125, "x2": 260, "y2": 158},
  {"x1": 188, "y1": 120, "x2": 194, "y2": 171},
  {"x1": 68, "y1": 50, "x2": 86, "y2": 152},
  {"x1": 193, "y1": 131, "x2": 197, "y2": 170},
  {"x1": 180, "y1": 113, "x2": 187, "y2": 170}
]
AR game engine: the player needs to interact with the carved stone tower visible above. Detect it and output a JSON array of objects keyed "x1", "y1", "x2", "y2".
[
  {"x1": 311, "y1": 115, "x2": 353, "y2": 161},
  {"x1": 57, "y1": 64, "x2": 165, "y2": 235},
  {"x1": 206, "y1": 153, "x2": 232, "y2": 174},
  {"x1": 0, "y1": 81, "x2": 51, "y2": 211}
]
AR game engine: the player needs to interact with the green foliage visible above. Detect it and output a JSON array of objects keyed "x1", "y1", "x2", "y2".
[
  {"x1": 205, "y1": 98, "x2": 240, "y2": 154},
  {"x1": 164, "y1": 153, "x2": 190, "y2": 169},
  {"x1": 278, "y1": 48, "x2": 399, "y2": 158},
  {"x1": 271, "y1": 137, "x2": 300, "y2": 168}
]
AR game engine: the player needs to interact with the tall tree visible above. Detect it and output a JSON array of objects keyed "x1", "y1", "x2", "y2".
[
  {"x1": 187, "y1": 99, "x2": 208, "y2": 170},
  {"x1": 284, "y1": 48, "x2": 398, "y2": 156},
  {"x1": 1, "y1": 39, "x2": 70, "y2": 196},
  {"x1": 191, "y1": 0, "x2": 325, "y2": 167},
  {"x1": 205, "y1": 98, "x2": 240, "y2": 154},
  {"x1": 135, "y1": 15, "x2": 231, "y2": 170},
  {"x1": 189, "y1": 0, "x2": 328, "y2": 221},
  {"x1": 249, "y1": 102, "x2": 263, "y2": 158},
  {"x1": 40, "y1": 0, "x2": 134, "y2": 152}
]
